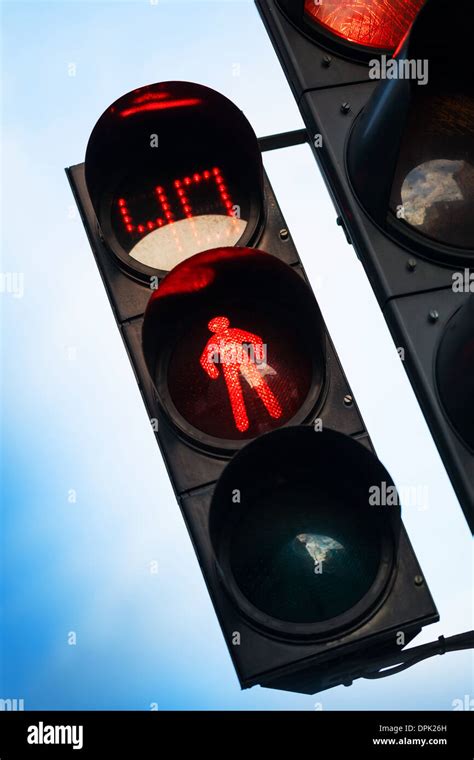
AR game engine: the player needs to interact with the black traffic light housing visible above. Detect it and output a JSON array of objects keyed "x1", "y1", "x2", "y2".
[
  {"x1": 67, "y1": 81, "x2": 438, "y2": 694},
  {"x1": 256, "y1": 0, "x2": 474, "y2": 531}
]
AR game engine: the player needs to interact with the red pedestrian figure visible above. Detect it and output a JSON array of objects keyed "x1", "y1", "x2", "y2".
[{"x1": 200, "y1": 316, "x2": 282, "y2": 432}]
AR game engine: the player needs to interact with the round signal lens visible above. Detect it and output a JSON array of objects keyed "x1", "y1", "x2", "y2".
[
  {"x1": 390, "y1": 93, "x2": 474, "y2": 250},
  {"x1": 85, "y1": 82, "x2": 264, "y2": 280},
  {"x1": 210, "y1": 427, "x2": 398, "y2": 636},
  {"x1": 304, "y1": 0, "x2": 425, "y2": 51},
  {"x1": 230, "y1": 483, "x2": 382, "y2": 623},
  {"x1": 142, "y1": 248, "x2": 326, "y2": 450}
]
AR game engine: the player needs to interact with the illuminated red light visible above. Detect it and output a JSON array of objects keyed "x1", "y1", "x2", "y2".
[
  {"x1": 148, "y1": 249, "x2": 318, "y2": 441},
  {"x1": 304, "y1": 0, "x2": 425, "y2": 51},
  {"x1": 117, "y1": 166, "x2": 235, "y2": 239},
  {"x1": 200, "y1": 316, "x2": 282, "y2": 433}
]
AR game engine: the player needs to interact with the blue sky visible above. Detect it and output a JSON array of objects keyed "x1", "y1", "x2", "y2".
[{"x1": 1, "y1": 0, "x2": 472, "y2": 709}]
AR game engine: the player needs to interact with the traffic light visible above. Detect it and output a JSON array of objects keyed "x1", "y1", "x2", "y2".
[
  {"x1": 67, "y1": 81, "x2": 440, "y2": 694},
  {"x1": 256, "y1": 0, "x2": 474, "y2": 531}
]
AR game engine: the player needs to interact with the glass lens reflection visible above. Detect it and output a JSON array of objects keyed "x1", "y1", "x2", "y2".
[
  {"x1": 390, "y1": 92, "x2": 474, "y2": 249},
  {"x1": 229, "y1": 486, "x2": 381, "y2": 623},
  {"x1": 400, "y1": 158, "x2": 474, "y2": 240}
]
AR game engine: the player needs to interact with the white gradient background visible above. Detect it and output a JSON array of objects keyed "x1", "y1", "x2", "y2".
[{"x1": 1, "y1": 0, "x2": 472, "y2": 710}]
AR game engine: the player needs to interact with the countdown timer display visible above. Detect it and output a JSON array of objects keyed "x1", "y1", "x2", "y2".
[
  {"x1": 85, "y1": 82, "x2": 264, "y2": 279},
  {"x1": 113, "y1": 167, "x2": 248, "y2": 270}
]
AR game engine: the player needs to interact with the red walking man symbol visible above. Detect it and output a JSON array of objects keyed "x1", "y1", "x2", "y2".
[{"x1": 200, "y1": 316, "x2": 283, "y2": 433}]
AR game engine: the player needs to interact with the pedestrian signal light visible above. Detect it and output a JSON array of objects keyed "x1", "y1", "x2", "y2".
[
  {"x1": 142, "y1": 247, "x2": 325, "y2": 447},
  {"x1": 68, "y1": 78, "x2": 442, "y2": 694}
]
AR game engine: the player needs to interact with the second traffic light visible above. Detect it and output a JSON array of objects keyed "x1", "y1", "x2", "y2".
[{"x1": 256, "y1": 0, "x2": 474, "y2": 531}]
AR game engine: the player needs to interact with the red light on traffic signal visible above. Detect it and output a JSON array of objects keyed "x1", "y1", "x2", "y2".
[
  {"x1": 114, "y1": 167, "x2": 236, "y2": 241},
  {"x1": 200, "y1": 316, "x2": 283, "y2": 433},
  {"x1": 143, "y1": 247, "x2": 325, "y2": 448},
  {"x1": 304, "y1": 0, "x2": 425, "y2": 51},
  {"x1": 167, "y1": 308, "x2": 311, "y2": 440}
]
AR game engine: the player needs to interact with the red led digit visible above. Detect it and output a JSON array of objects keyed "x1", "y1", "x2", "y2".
[
  {"x1": 173, "y1": 168, "x2": 235, "y2": 219},
  {"x1": 118, "y1": 167, "x2": 236, "y2": 239},
  {"x1": 173, "y1": 177, "x2": 192, "y2": 219},
  {"x1": 116, "y1": 186, "x2": 174, "y2": 237},
  {"x1": 155, "y1": 185, "x2": 174, "y2": 226}
]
